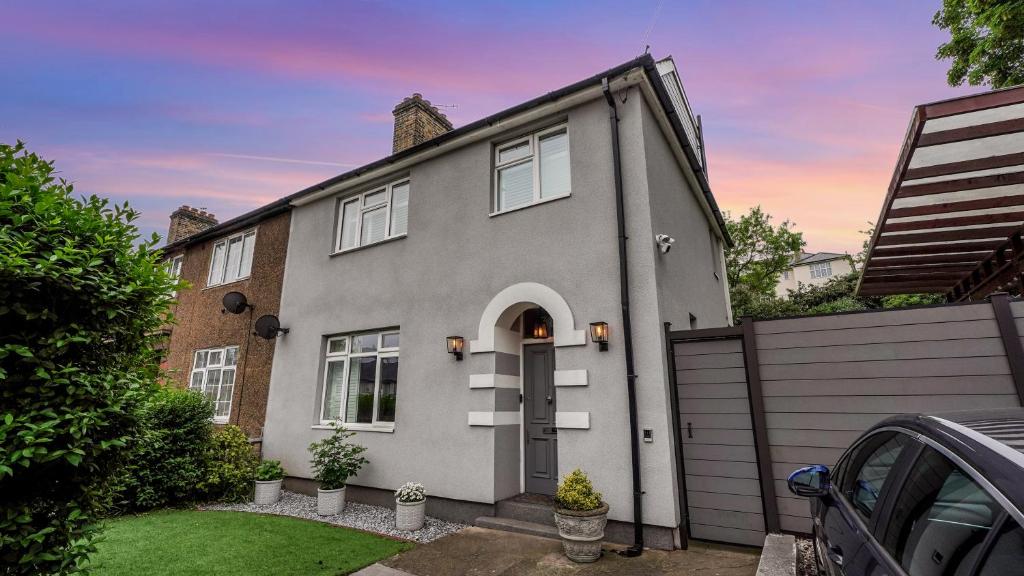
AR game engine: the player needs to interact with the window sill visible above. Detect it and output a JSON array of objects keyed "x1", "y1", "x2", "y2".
[
  {"x1": 313, "y1": 422, "x2": 395, "y2": 433},
  {"x1": 489, "y1": 193, "x2": 571, "y2": 218},
  {"x1": 203, "y1": 276, "x2": 252, "y2": 291},
  {"x1": 330, "y1": 234, "x2": 407, "y2": 257},
  {"x1": 213, "y1": 417, "x2": 229, "y2": 425}
]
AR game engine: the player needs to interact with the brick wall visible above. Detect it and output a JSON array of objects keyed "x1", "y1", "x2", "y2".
[
  {"x1": 392, "y1": 93, "x2": 453, "y2": 153},
  {"x1": 163, "y1": 211, "x2": 290, "y2": 438}
]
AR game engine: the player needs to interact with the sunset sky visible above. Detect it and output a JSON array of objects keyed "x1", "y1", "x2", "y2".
[{"x1": 1, "y1": 1, "x2": 973, "y2": 254}]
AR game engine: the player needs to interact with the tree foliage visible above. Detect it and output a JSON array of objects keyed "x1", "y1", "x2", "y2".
[
  {"x1": 724, "y1": 207, "x2": 805, "y2": 319},
  {"x1": 934, "y1": 0, "x2": 1024, "y2": 88},
  {"x1": 0, "y1": 141, "x2": 177, "y2": 574}
]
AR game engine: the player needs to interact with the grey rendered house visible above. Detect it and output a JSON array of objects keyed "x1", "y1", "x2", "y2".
[{"x1": 261, "y1": 54, "x2": 732, "y2": 549}]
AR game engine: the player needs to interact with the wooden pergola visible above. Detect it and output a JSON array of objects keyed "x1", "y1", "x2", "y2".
[{"x1": 858, "y1": 85, "x2": 1024, "y2": 301}]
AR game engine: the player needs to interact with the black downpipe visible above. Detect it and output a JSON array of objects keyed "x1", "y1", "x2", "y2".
[{"x1": 602, "y1": 77, "x2": 644, "y2": 556}]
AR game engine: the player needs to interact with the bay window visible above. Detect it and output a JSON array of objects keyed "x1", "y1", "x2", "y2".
[
  {"x1": 320, "y1": 331, "x2": 399, "y2": 430},
  {"x1": 335, "y1": 179, "x2": 409, "y2": 252},
  {"x1": 208, "y1": 229, "x2": 256, "y2": 287},
  {"x1": 493, "y1": 124, "x2": 570, "y2": 213},
  {"x1": 189, "y1": 346, "x2": 238, "y2": 423}
]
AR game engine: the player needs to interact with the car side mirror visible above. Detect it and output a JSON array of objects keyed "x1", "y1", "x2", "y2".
[{"x1": 788, "y1": 464, "x2": 831, "y2": 498}]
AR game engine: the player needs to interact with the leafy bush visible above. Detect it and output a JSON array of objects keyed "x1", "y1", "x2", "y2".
[
  {"x1": 200, "y1": 425, "x2": 257, "y2": 502},
  {"x1": 555, "y1": 469, "x2": 603, "y2": 512},
  {"x1": 110, "y1": 388, "x2": 213, "y2": 512},
  {"x1": 309, "y1": 423, "x2": 368, "y2": 490},
  {"x1": 395, "y1": 482, "x2": 426, "y2": 503},
  {"x1": 0, "y1": 141, "x2": 178, "y2": 574},
  {"x1": 255, "y1": 460, "x2": 285, "y2": 482}
]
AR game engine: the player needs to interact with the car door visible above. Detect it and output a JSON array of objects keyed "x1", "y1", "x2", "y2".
[
  {"x1": 877, "y1": 443, "x2": 1005, "y2": 576},
  {"x1": 819, "y1": 431, "x2": 914, "y2": 576}
]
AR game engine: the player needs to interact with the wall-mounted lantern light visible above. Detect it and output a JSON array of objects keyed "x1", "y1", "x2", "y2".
[
  {"x1": 531, "y1": 317, "x2": 550, "y2": 339},
  {"x1": 590, "y1": 321, "x2": 609, "y2": 351},
  {"x1": 446, "y1": 336, "x2": 465, "y2": 361}
]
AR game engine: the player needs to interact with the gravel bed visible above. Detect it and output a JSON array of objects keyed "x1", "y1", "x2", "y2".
[
  {"x1": 201, "y1": 490, "x2": 465, "y2": 543},
  {"x1": 796, "y1": 537, "x2": 819, "y2": 576}
]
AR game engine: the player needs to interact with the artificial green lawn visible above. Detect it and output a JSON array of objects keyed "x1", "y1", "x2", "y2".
[{"x1": 87, "y1": 510, "x2": 413, "y2": 576}]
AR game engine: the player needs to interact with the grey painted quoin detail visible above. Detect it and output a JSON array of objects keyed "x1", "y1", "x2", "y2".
[{"x1": 261, "y1": 62, "x2": 731, "y2": 548}]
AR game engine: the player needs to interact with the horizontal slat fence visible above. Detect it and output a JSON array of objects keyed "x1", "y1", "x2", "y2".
[{"x1": 669, "y1": 296, "x2": 1024, "y2": 546}]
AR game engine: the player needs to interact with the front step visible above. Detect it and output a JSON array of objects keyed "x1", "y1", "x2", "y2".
[
  {"x1": 474, "y1": 516, "x2": 560, "y2": 540},
  {"x1": 495, "y1": 495, "x2": 556, "y2": 526}
]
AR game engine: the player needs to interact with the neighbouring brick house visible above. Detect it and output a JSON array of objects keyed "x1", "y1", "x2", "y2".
[{"x1": 161, "y1": 203, "x2": 291, "y2": 440}]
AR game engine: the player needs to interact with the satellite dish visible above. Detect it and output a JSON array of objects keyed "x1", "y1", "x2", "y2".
[
  {"x1": 254, "y1": 314, "x2": 289, "y2": 339},
  {"x1": 222, "y1": 291, "x2": 250, "y2": 314}
]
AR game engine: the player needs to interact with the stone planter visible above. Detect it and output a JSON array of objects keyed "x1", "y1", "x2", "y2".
[
  {"x1": 317, "y1": 487, "x2": 346, "y2": 516},
  {"x1": 553, "y1": 503, "x2": 609, "y2": 563},
  {"x1": 253, "y1": 479, "x2": 282, "y2": 505},
  {"x1": 395, "y1": 499, "x2": 426, "y2": 531}
]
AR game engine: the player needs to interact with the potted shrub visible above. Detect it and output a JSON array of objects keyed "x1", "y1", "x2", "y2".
[
  {"x1": 308, "y1": 423, "x2": 368, "y2": 516},
  {"x1": 254, "y1": 460, "x2": 285, "y2": 505},
  {"x1": 553, "y1": 469, "x2": 609, "y2": 563},
  {"x1": 394, "y1": 482, "x2": 426, "y2": 531}
]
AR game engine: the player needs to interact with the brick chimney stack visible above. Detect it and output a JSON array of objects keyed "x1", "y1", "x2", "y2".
[
  {"x1": 392, "y1": 93, "x2": 453, "y2": 154},
  {"x1": 167, "y1": 205, "x2": 218, "y2": 243}
]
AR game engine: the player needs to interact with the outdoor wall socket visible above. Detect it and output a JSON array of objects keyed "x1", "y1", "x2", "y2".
[{"x1": 642, "y1": 428, "x2": 653, "y2": 443}]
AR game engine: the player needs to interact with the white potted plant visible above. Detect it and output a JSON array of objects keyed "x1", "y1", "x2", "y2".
[
  {"x1": 308, "y1": 423, "x2": 368, "y2": 516},
  {"x1": 394, "y1": 482, "x2": 426, "y2": 531},
  {"x1": 253, "y1": 459, "x2": 285, "y2": 505},
  {"x1": 553, "y1": 469, "x2": 609, "y2": 563}
]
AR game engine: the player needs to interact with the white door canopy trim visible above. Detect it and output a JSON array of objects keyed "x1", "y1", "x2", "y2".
[{"x1": 471, "y1": 282, "x2": 587, "y2": 353}]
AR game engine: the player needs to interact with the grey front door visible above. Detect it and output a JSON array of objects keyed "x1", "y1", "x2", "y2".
[{"x1": 523, "y1": 343, "x2": 557, "y2": 495}]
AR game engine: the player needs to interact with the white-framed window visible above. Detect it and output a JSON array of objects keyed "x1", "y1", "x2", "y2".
[
  {"x1": 809, "y1": 261, "x2": 833, "y2": 279},
  {"x1": 208, "y1": 228, "x2": 256, "y2": 287},
  {"x1": 320, "y1": 331, "x2": 399, "y2": 431},
  {"x1": 782, "y1": 270, "x2": 791, "y2": 280},
  {"x1": 493, "y1": 123, "x2": 570, "y2": 214},
  {"x1": 189, "y1": 346, "x2": 239, "y2": 423},
  {"x1": 335, "y1": 179, "x2": 409, "y2": 253},
  {"x1": 167, "y1": 254, "x2": 184, "y2": 297}
]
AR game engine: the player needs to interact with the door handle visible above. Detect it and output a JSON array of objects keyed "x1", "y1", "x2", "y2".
[{"x1": 546, "y1": 395, "x2": 552, "y2": 404}]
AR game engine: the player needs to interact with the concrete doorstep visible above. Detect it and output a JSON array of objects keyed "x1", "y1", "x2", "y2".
[{"x1": 360, "y1": 526, "x2": 761, "y2": 576}]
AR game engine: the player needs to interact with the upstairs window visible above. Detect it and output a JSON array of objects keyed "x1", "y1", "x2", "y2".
[
  {"x1": 190, "y1": 346, "x2": 238, "y2": 423},
  {"x1": 167, "y1": 255, "x2": 184, "y2": 297},
  {"x1": 336, "y1": 179, "x2": 409, "y2": 252},
  {"x1": 809, "y1": 261, "x2": 833, "y2": 279},
  {"x1": 493, "y1": 124, "x2": 570, "y2": 213},
  {"x1": 208, "y1": 229, "x2": 256, "y2": 287},
  {"x1": 320, "y1": 331, "x2": 400, "y2": 431}
]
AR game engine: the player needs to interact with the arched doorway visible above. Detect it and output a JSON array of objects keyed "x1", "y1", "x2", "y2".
[{"x1": 470, "y1": 282, "x2": 586, "y2": 497}]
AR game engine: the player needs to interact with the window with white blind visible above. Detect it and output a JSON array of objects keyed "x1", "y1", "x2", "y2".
[
  {"x1": 320, "y1": 331, "x2": 399, "y2": 431},
  {"x1": 335, "y1": 179, "x2": 409, "y2": 253},
  {"x1": 809, "y1": 261, "x2": 833, "y2": 279},
  {"x1": 189, "y1": 346, "x2": 238, "y2": 423},
  {"x1": 493, "y1": 124, "x2": 570, "y2": 214},
  {"x1": 208, "y1": 229, "x2": 256, "y2": 287}
]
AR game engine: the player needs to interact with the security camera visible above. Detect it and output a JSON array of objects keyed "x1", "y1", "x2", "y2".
[{"x1": 656, "y1": 234, "x2": 675, "y2": 254}]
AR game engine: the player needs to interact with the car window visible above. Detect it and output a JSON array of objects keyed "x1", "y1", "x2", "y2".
[
  {"x1": 977, "y1": 519, "x2": 1024, "y2": 576},
  {"x1": 882, "y1": 445, "x2": 1000, "y2": 576},
  {"x1": 841, "y1": 432, "x2": 910, "y2": 522}
]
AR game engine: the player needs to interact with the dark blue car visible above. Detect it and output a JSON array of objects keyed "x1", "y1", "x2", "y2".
[{"x1": 788, "y1": 409, "x2": 1024, "y2": 576}]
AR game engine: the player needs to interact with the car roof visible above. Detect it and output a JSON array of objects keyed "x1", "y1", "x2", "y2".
[{"x1": 876, "y1": 409, "x2": 1024, "y2": 514}]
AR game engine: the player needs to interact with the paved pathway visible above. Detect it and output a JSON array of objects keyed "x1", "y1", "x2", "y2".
[{"x1": 355, "y1": 526, "x2": 760, "y2": 576}]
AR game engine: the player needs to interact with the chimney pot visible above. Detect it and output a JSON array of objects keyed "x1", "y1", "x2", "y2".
[
  {"x1": 392, "y1": 93, "x2": 453, "y2": 154},
  {"x1": 167, "y1": 204, "x2": 218, "y2": 244}
]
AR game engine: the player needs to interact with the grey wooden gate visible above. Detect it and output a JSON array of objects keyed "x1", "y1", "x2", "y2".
[{"x1": 673, "y1": 333, "x2": 767, "y2": 546}]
